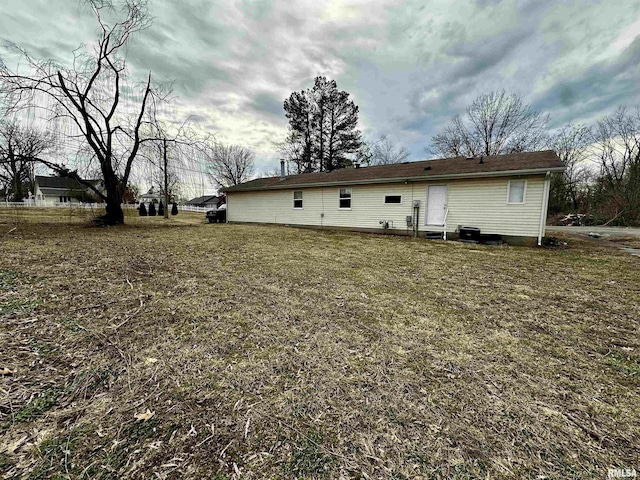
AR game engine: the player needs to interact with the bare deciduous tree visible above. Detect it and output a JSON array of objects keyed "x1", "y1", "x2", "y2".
[
  {"x1": 140, "y1": 109, "x2": 204, "y2": 218},
  {"x1": 430, "y1": 90, "x2": 549, "y2": 158},
  {"x1": 205, "y1": 143, "x2": 255, "y2": 188},
  {"x1": 274, "y1": 139, "x2": 306, "y2": 175},
  {"x1": 368, "y1": 135, "x2": 410, "y2": 165},
  {"x1": 0, "y1": 120, "x2": 54, "y2": 201},
  {"x1": 0, "y1": 0, "x2": 160, "y2": 224},
  {"x1": 548, "y1": 124, "x2": 592, "y2": 213},
  {"x1": 591, "y1": 106, "x2": 640, "y2": 224}
]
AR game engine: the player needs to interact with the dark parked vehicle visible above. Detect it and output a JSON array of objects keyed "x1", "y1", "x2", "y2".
[{"x1": 206, "y1": 206, "x2": 226, "y2": 223}]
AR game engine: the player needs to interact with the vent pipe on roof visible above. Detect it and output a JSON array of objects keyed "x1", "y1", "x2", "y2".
[
  {"x1": 355, "y1": 163, "x2": 360, "y2": 169},
  {"x1": 479, "y1": 155, "x2": 484, "y2": 164},
  {"x1": 280, "y1": 160, "x2": 285, "y2": 179}
]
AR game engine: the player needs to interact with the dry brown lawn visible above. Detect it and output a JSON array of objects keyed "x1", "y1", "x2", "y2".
[{"x1": 1, "y1": 208, "x2": 639, "y2": 479}]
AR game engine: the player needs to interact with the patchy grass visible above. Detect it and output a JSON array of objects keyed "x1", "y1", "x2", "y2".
[
  {"x1": 285, "y1": 429, "x2": 334, "y2": 478},
  {"x1": 0, "y1": 298, "x2": 39, "y2": 316},
  {"x1": 0, "y1": 209, "x2": 638, "y2": 479},
  {"x1": 0, "y1": 269, "x2": 18, "y2": 291},
  {"x1": 605, "y1": 351, "x2": 640, "y2": 377},
  {"x1": 13, "y1": 387, "x2": 61, "y2": 423}
]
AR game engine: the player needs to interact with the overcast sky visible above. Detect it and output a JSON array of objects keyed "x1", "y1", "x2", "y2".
[{"x1": 2, "y1": 0, "x2": 640, "y2": 180}]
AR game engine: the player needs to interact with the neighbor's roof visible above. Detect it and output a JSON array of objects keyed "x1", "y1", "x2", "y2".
[
  {"x1": 39, "y1": 187, "x2": 77, "y2": 196},
  {"x1": 35, "y1": 176, "x2": 99, "y2": 190},
  {"x1": 187, "y1": 195, "x2": 220, "y2": 205},
  {"x1": 224, "y1": 150, "x2": 564, "y2": 193},
  {"x1": 139, "y1": 192, "x2": 162, "y2": 199}
]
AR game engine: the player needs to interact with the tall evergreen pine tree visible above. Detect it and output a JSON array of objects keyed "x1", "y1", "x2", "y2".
[{"x1": 283, "y1": 76, "x2": 362, "y2": 173}]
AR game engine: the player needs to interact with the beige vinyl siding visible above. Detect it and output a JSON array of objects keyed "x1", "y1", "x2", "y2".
[
  {"x1": 445, "y1": 176, "x2": 545, "y2": 237},
  {"x1": 227, "y1": 174, "x2": 547, "y2": 238}
]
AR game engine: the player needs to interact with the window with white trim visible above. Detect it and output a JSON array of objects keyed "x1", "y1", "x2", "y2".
[
  {"x1": 339, "y1": 188, "x2": 352, "y2": 209},
  {"x1": 384, "y1": 195, "x2": 402, "y2": 204},
  {"x1": 293, "y1": 190, "x2": 303, "y2": 209},
  {"x1": 507, "y1": 180, "x2": 526, "y2": 204}
]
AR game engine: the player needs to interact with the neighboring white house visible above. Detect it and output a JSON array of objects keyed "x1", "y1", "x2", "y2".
[
  {"x1": 223, "y1": 151, "x2": 565, "y2": 245},
  {"x1": 34, "y1": 176, "x2": 102, "y2": 204},
  {"x1": 138, "y1": 187, "x2": 163, "y2": 205}
]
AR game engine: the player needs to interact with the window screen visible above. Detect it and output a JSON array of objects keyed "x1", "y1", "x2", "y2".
[
  {"x1": 293, "y1": 190, "x2": 303, "y2": 209},
  {"x1": 508, "y1": 180, "x2": 526, "y2": 204},
  {"x1": 339, "y1": 188, "x2": 352, "y2": 209}
]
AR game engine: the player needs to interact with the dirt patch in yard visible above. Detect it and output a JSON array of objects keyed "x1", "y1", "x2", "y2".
[
  {"x1": 1, "y1": 212, "x2": 639, "y2": 479},
  {"x1": 606, "y1": 236, "x2": 640, "y2": 251}
]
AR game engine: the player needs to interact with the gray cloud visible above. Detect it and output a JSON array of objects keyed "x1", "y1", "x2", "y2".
[
  {"x1": 250, "y1": 92, "x2": 285, "y2": 118},
  {"x1": 533, "y1": 36, "x2": 640, "y2": 128},
  {"x1": 0, "y1": 0, "x2": 639, "y2": 169}
]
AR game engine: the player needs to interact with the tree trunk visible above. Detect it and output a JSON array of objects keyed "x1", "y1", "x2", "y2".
[
  {"x1": 103, "y1": 195, "x2": 124, "y2": 225},
  {"x1": 11, "y1": 161, "x2": 24, "y2": 202},
  {"x1": 100, "y1": 174, "x2": 124, "y2": 225},
  {"x1": 163, "y1": 138, "x2": 169, "y2": 219}
]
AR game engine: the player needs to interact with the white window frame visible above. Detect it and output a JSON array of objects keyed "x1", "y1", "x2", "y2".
[
  {"x1": 507, "y1": 179, "x2": 527, "y2": 204},
  {"x1": 339, "y1": 188, "x2": 352, "y2": 210},
  {"x1": 293, "y1": 190, "x2": 303, "y2": 209},
  {"x1": 384, "y1": 194, "x2": 403, "y2": 205}
]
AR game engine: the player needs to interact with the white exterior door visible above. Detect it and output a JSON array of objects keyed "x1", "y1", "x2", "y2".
[{"x1": 425, "y1": 185, "x2": 448, "y2": 225}]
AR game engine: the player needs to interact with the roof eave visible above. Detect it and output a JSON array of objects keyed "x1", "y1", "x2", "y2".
[{"x1": 225, "y1": 166, "x2": 565, "y2": 193}]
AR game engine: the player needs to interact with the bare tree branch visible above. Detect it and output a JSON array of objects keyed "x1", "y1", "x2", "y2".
[
  {"x1": 205, "y1": 142, "x2": 255, "y2": 188},
  {"x1": 430, "y1": 90, "x2": 550, "y2": 158}
]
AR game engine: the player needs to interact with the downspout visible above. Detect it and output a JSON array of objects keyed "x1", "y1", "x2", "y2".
[
  {"x1": 443, "y1": 206, "x2": 448, "y2": 241},
  {"x1": 538, "y1": 172, "x2": 551, "y2": 246}
]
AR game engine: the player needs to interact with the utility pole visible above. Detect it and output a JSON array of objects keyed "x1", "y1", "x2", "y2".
[{"x1": 163, "y1": 138, "x2": 169, "y2": 219}]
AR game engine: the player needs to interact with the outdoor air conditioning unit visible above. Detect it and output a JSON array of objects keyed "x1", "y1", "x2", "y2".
[{"x1": 459, "y1": 226, "x2": 481, "y2": 242}]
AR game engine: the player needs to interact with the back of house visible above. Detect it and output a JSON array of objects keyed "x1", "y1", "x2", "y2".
[{"x1": 223, "y1": 150, "x2": 564, "y2": 245}]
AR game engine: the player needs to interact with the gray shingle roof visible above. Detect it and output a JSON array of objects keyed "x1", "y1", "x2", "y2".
[
  {"x1": 186, "y1": 195, "x2": 220, "y2": 205},
  {"x1": 224, "y1": 150, "x2": 564, "y2": 193},
  {"x1": 35, "y1": 176, "x2": 99, "y2": 190}
]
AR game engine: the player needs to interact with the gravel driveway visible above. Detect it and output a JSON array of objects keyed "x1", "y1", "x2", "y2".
[
  {"x1": 547, "y1": 226, "x2": 640, "y2": 257},
  {"x1": 547, "y1": 226, "x2": 640, "y2": 238}
]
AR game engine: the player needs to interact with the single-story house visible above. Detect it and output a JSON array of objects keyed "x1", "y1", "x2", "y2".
[
  {"x1": 222, "y1": 150, "x2": 565, "y2": 245},
  {"x1": 34, "y1": 176, "x2": 102, "y2": 203},
  {"x1": 186, "y1": 195, "x2": 223, "y2": 209}
]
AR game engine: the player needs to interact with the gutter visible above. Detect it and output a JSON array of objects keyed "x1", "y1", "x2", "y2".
[{"x1": 224, "y1": 166, "x2": 565, "y2": 193}]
